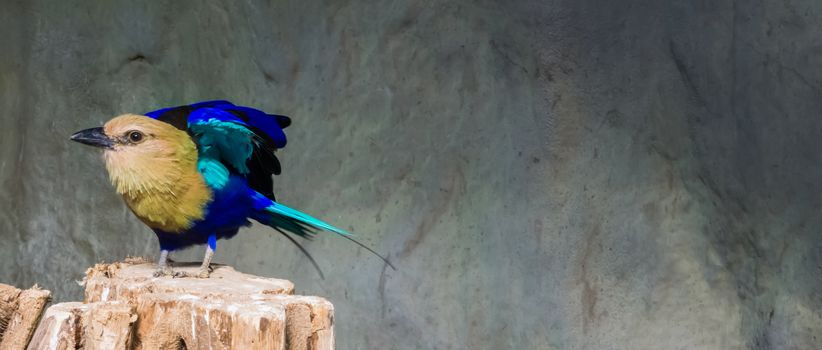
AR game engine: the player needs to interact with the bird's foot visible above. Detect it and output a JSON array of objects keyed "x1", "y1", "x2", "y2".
[
  {"x1": 195, "y1": 268, "x2": 211, "y2": 278},
  {"x1": 152, "y1": 266, "x2": 173, "y2": 277},
  {"x1": 171, "y1": 267, "x2": 212, "y2": 278}
]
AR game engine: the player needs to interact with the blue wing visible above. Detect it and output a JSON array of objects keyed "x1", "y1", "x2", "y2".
[
  {"x1": 146, "y1": 100, "x2": 289, "y2": 147},
  {"x1": 146, "y1": 100, "x2": 289, "y2": 199}
]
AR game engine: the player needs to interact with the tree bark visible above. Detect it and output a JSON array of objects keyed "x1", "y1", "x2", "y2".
[{"x1": 0, "y1": 284, "x2": 51, "y2": 350}]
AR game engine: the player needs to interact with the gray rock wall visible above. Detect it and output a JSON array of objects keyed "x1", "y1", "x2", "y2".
[{"x1": 1, "y1": 0, "x2": 820, "y2": 348}]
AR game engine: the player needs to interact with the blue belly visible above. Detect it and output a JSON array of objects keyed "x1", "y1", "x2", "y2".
[{"x1": 153, "y1": 176, "x2": 258, "y2": 251}]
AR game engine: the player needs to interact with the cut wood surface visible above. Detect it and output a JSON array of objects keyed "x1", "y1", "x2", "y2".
[
  {"x1": 0, "y1": 284, "x2": 51, "y2": 350},
  {"x1": 84, "y1": 260, "x2": 295, "y2": 303},
  {"x1": 27, "y1": 302, "x2": 87, "y2": 350}
]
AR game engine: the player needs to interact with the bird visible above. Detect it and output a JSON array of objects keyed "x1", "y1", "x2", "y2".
[{"x1": 71, "y1": 100, "x2": 393, "y2": 278}]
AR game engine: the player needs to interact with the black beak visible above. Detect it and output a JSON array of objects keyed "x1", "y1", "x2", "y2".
[{"x1": 70, "y1": 127, "x2": 114, "y2": 149}]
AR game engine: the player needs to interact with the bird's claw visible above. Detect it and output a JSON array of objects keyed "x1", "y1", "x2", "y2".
[
  {"x1": 196, "y1": 268, "x2": 211, "y2": 278},
  {"x1": 153, "y1": 266, "x2": 173, "y2": 277},
  {"x1": 170, "y1": 268, "x2": 211, "y2": 278}
]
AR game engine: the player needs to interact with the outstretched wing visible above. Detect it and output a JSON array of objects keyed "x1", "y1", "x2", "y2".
[{"x1": 145, "y1": 100, "x2": 290, "y2": 200}]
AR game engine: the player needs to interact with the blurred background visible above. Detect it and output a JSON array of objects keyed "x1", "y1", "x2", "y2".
[{"x1": 1, "y1": 0, "x2": 821, "y2": 349}]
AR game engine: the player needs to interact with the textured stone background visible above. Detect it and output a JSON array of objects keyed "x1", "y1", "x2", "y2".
[{"x1": 1, "y1": 0, "x2": 821, "y2": 349}]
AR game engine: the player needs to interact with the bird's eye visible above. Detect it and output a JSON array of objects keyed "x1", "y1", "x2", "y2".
[{"x1": 127, "y1": 131, "x2": 144, "y2": 143}]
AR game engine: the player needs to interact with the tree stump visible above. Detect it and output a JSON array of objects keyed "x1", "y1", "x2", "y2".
[
  {"x1": 0, "y1": 284, "x2": 51, "y2": 350},
  {"x1": 28, "y1": 259, "x2": 334, "y2": 350}
]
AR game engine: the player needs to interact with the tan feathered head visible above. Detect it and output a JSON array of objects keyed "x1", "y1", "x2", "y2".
[{"x1": 73, "y1": 114, "x2": 197, "y2": 194}]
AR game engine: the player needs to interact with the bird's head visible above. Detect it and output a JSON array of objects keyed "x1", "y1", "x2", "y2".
[{"x1": 71, "y1": 114, "x2": 198, "y2": 193}]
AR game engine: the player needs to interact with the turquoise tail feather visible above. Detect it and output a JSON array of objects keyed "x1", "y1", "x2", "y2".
[
  {"x1": 250, "y1": 192, "x2": 396, "y2": 270},
  {"x1": 266, "y1": 201, "x2": 350, "y2": 236}
]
